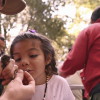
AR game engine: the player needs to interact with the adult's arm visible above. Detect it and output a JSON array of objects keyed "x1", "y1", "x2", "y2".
[
  {"x1": 0, "y1": 58, "x2": 18, "y2": 85},
  {"x1": 60, "y1": 28, "x2": 88, "y2": 77},
  {"x1": 0, "y1": 69, "x2": 35, "y2": 100}
]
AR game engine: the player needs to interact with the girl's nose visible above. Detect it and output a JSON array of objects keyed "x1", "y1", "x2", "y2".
[{"x1": 21, "y1": 58, "x2": 29, "y2": 66}]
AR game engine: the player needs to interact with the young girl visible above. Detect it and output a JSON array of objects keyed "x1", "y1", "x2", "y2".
[{"x1": 10, "y1": 30, "x2": 75, "y2": 100}]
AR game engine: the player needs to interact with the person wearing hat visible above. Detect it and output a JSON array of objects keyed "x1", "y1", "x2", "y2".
[
  {"x1": 0, "y1": 34, "x2": 5, "y2": 56},
  {"x1": 0, "y1": 0, "x2": 26, "y2": 15},
  {"x1": 60, "y1": 6, "x2": 100, "y2": 100},
  {"x1": 0, "y1": 0, "x2": 26, "y2": 93},
  {"x1": 0, "y1": 1, "x2": 36, "y2": 100},
  {"x1": 0, "y1": 0, "x2": 36, "y2": 100}
]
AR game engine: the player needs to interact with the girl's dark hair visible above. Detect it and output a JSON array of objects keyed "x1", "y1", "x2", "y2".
[
  {"x1": 91, "y1": 6, "x2": 100, "y2": 22},
  {"x1": 10, "y1": 32, "x2": 58, "y2": 75}
]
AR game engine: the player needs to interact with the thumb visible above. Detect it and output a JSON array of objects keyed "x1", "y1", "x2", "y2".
[
  {"x1": 24, "y1": 71, "x2": 35, "y2": 85},
  {"x1": 15, "y1": 69, "x2": 24, "y2": 82},
  {"x1": 24, "y1": 71, "x2": 35, "y2": 95}
]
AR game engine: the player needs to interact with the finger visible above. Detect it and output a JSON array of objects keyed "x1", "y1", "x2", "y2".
[
  {"x1": 0, "y1": 59, "x2": 3, "y2": 75},
  {"x1": 24, "y1": 71, "x2": 35, "y2": 85},
  {"x1": 24, "y1": 71, "x2": 35, "y2": 95},
  {"x1": 0, "y1": 75, "x2": 3, "y2": 79},
  {"x1": 0, "y1": 71, "x2": 3, "y2": 78},
  {"x1": 23, "y1": 79, "x2": 28, "y2": 85},
  {"x1": 2, "y1": 79, "x2": 11, "y2": 85},
  {"x1": 14, "y1": 69, "x2": 24, "y2": 83},
  {"x1": 3, "y1": 65, "x2": 18, "y2": 79},
  {"x1": 0, "y1": 66, "x2": 2, "y2": 75},
  {"x1": 2, "y1": 59, "x2": 15, "y2": 76}
]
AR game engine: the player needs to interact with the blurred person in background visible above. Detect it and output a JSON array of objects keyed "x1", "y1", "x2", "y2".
[
  {"x1": 0, "y1": 0, "x2": 26, "y2": 90},
  {"x1": 0, "y1": 34, "x2": 5, "y2": 56},
  {"x1": 0, "y1": 1, "x2": 36, "y2": 100},
  {"x1": 0, "y1": 0, "x2": 36, "y2": 99},
  {"x1": 60, "y1": 6, "x2": 100, "y2": 100},
  {"x1": 0, "y1": 33, "x2": 5, "y2": 95}
]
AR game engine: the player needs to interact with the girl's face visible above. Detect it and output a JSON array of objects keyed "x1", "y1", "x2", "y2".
[{"x1": 13, "y1": 39, "x2": 51, "y2": 85}]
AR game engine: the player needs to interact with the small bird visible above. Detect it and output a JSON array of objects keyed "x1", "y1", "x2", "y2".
[
  {"x1": 1, "y1": 54, "x2": 10, "y2": 69},
  {"x1": 0, "y1": 54, "x2": 10, "y2": 84}
]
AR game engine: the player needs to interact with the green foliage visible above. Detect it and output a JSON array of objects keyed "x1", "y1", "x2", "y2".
[
  {"x1": 25, "y1": 0, "x2": 67, "y2": 41},
  {"x1": 73, "y1": 0, "x2": 100, "y2": 9},
  {"x1": 1, "y1": 0, "x2": 100, "y2": 60},
  {"x1": 0, "y1": 0, "x2": 71, "y2": 60},
  {"x1": 24, "y1": 0, "x2": 73, "y2": 61},
  {"x1": 24, "y1": 0, "x2": 77, "y2": 61}
]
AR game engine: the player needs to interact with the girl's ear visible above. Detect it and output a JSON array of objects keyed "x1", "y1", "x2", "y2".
[{"x1": 46, "y1": 54, "x2": 52, "y2": 65}]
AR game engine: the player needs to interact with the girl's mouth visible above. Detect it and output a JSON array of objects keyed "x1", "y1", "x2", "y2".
[
  {"x1": 27, "y1": 70, "x2": 31, "y2": 72},
  {"x1": 24, "y1": 69, "x2": 33, "y2": 74}
]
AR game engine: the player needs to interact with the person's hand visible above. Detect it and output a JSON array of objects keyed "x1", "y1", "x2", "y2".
[
  {"x1": 0, "y1": 58, "x2": 18, "y2": 85},
  {"x1": 1, "y1": 69, "x2": 35, "y2": 100}
]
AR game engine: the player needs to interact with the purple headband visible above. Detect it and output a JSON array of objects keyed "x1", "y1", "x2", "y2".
[{"x1": 28, "y1": 29, "x2": 36, "y2": 33}]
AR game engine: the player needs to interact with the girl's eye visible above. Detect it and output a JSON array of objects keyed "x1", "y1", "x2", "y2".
[
  {"x1": 15, "y1": 58, "x2": 21, "y2": 62},
  {"x1": 30, "y1": 55, "x2": 37, "y2": 58}
]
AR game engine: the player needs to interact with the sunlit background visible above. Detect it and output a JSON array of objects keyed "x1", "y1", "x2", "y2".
[{"x1": 0, "y1": 0, "x2": 97, "y2": 62}]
